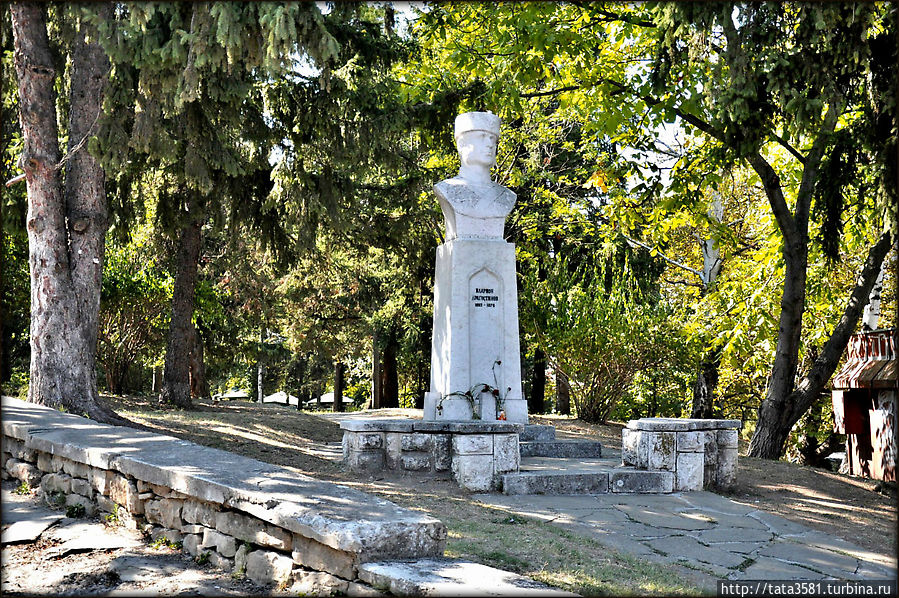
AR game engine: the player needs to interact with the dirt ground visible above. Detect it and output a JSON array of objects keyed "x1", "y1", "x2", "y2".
[{"x1": 95, "y1": 398, "x2": 897, "y2": 594}]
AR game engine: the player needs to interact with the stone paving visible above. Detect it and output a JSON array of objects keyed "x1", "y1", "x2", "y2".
[{"x1": 475, "y1": 489, "x2": 897, "y2": 593}]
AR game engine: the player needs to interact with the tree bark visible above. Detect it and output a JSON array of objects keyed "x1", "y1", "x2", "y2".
[
  {"x1": 529, "y1": 348, "x2": 546, "y2": 414},
  {"x1": 691, "y1": 350, "x2": 721, "y2": 419},
  {"x1": 555, "y1": 367, "x2": 571, "y2": 415},
  {"x1": 189, "y1": 326, "x2": 209, "y2": 399},
  {"x1": 0, "y1": 177, "x2": 5, "y2": 395},
  {"x1": 749, "y1": 230, "x2": 895, "y2": 458},
  {"x1": 381, "y1": 335, "x2": 399, "y2": 408},
  {"x1": 334, "y1": 361, "x2": 345, "y2": 412},
  {"x1": 11, "y1": 3, "x2": 125, "y2": 423},
  {"x1": 159, "y1": 202, "x2": 202, "y2": 408},
  {"x1": 257, "y1": 327, "x2": 265, "y2": 403},
  {"x1": 371, "y1": 331, "x2": 381, "y2": 408}
]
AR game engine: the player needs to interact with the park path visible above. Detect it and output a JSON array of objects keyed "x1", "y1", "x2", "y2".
[{"x1": 475, "y1": 446, "x2": 896, "y2": 593}]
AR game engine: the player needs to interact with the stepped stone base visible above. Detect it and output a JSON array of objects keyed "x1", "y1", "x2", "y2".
[
  {"x1": 502, "y1": 466, "x2": 674, "y2": 495},
  {"x1": 341, "y1": 419, "x2": 522, "y2": 492},
  {"x1": 520, "y1": 425, "x2": 556, "y2": 442},
  {"x1": 520, "y1": 440, "x2": 603, "y2": 458},
  {"x1": 502, "y1": 471, "x2": 610, "y2": 495}
]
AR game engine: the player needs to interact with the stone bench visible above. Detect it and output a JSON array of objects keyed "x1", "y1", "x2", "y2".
[
  {"x1": 1, "y1": 397, "x2": 446, "y2": 590},
  {"x1": 341, "y1": 419, "x2": 522, "y2": 492},
  {"x1": 621, "y1": 418, "x2": 741, "y2": 492}
]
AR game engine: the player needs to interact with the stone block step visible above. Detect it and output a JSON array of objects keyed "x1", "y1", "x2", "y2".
[
  {"x1": 519, "y1": 440, "x2": 603, "y2": 458},
  {"x1": 502, "y1": 471, "x2": 610, "y2": 495},
  {"x1": 503, "y1": 460, "x2": 675, "y2": 495},
  {"x1": 359, "y1": 559, "x2": 576, "y2": 596},
  {"x1": 519, "y1": 425, "x2": 555, "y2": 442}
]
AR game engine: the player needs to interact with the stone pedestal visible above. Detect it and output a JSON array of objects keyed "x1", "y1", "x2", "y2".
[
  {"x1": 621, "y1": 418, "x2": 742, "y2": 492},
  {"x1": 424, "y1": 238, "x2": 526, "y2": 424},
  {"x1": 341, "y1": 420, "x2": 522, "y2": 492}
]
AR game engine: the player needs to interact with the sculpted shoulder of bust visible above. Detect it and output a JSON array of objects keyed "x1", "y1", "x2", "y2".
[{"x1": 434, "y1": 112, "x2": 517, "y2": 240}]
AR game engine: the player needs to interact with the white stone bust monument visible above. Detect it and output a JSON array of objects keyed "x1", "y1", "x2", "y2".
[{"x1": 434, "y1": 112, "x2": 517, "y2": 240}]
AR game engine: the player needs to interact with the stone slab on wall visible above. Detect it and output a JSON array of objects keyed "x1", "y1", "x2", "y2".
[{"x1": 1, "y1": 396, "x2": 447, "y2": 584}]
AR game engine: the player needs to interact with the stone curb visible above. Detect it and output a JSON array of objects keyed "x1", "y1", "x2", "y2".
[{"x1": 1, "y1": 397, "x2": 446, "y2": 562}]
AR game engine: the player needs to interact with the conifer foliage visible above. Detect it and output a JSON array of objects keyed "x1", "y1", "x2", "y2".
[{"x1": 93, "y1": 3, "x2": 365, "y2": 408}]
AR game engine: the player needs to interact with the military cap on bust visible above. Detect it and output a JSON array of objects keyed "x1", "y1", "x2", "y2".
[{"x1": 454, "y1": 111, "x2": 500, "y2": 140}]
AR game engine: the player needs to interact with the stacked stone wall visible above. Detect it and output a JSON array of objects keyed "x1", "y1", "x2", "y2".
[
  {"x1": 621, "y1": 418, "x2": 741, "y2": 492},
  {"x1": 2, "y1": 398, "x2": 446, "y2": 595}
]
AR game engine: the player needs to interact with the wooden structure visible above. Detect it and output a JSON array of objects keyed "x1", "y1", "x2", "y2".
[{"x1": 831, "y1": 328, "x2": 897, "y2": 481}]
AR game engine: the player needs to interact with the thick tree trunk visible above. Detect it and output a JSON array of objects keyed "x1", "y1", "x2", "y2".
[
  {"x1": 160, "y1": 206, "x2": 202, "y2": 408},
  {"x1": 529, "y1": 348, "x2": 546, "y2": 414},
  {"x1": 11, "y1": 3, "x2": 125, "y2": 423},
  {"x1": 555, "y1": 367, "x2": 571, "y2": 416},
  {"x1": 334, "y1": 361, "x2": 345, "y2": 413},
  {"x1": 371, "y1": 331, "x2": 381, "y2": 408},
  {"x1": 381, "y1": 336, "x2": 399, "y2": 408},
  {"x1": 749, "y1": 230, "x2": 894, "y2": 458},
  {"x1": 749, "y1": 241, "x2": 809, "y2": 457}
]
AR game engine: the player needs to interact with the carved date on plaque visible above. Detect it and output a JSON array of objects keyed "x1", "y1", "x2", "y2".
[{"x1": 471, "y1": 287, "x2": 499, "y2": 308}]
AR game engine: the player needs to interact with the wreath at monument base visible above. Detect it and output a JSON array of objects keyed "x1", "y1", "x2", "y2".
[{"x1": 435, "y1": 361, "x2": 511, "y2": 421}]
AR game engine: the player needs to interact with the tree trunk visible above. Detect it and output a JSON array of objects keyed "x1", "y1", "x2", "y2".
[
  {"x1": 555, "y1": 367, "x2": 571, "y2": 416},
  {"x1": 257, "y1": 327, "x2": 265, "y2": 403},
  {"x1": 381, "y1": 335, "x2": 399, "y2": 408},
  {"x1": 690, "y1": 350, "x2": 721, "y2": 419},
  {"x1": 0, "y1": 179, "x2": 4, "y2": 395},
  {"x1": 151, "y1": 366, "x2": 161, "y2": 392},
  {"x1": 189, "y1": 326, "x2": 209, "y2": 399},
  {"x1": 11, "y1": 3, "x2": 125, "y2": 423},
  {"x1": 334, "y1": 361, "x2": 345, "y2": 413},
  {"x1": 749, "y1": 241, "x2": 809, "y2": 457},
  {"x1": 861, "y1": 258, "x2": 887, "y2": 330},
  {"x1": 749, "y1": 230, "x2": 894, "y2": 458},
  {"x1": 690, "y1": 193, "x2": 724, "y2": 418},
  {"x1": 529, "y1": 348, "x2": 546, "y2": 414},
  {"x1": 159, "y1": 203, "x2": 202, "y2": 408},
  {"x1": 294, "y1": 354, "x2": 306, "y2": 410},
  {"x1": 371, "y1": 331, "x2": 381, "y2": 408}
]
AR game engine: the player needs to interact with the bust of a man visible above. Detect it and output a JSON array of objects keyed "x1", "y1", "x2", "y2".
[{"x1": 434, "y1": 112, "x2": 516, "y2": 240}]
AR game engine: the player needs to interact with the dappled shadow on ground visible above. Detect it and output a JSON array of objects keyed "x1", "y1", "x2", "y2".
[
  {"x1": 101, "y1": 395, "x2": 897, "y2": 573},
  {"x1": 102, "y1": 395, "x2": 345, "y2": 479},
  {"x1": 727, "y1": 457, "x2": 897, "y2": 557}
]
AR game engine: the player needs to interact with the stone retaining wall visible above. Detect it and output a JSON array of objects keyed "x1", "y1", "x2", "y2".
[
  {"x1": 621, "y1": 418, "x2": 741, "y2": 492},
  {"x1": 341, "y1": 420, "x2": 522, "y2": 492},
  {"x1": 2, "y1": 397, "x2": 446, "y2": 593}
]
